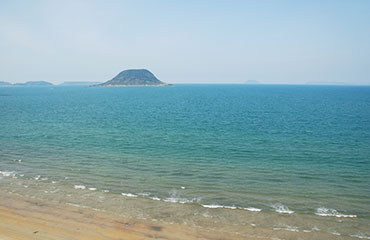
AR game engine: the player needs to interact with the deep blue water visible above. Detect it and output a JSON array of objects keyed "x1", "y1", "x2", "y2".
[{"x1": 1, "y1": 85, "x2": 370, "y2": 232}]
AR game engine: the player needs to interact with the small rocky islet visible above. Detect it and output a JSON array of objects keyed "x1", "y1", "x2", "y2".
[{"x1": 96, "y1": 69, "x2": 170, "y2": 87}]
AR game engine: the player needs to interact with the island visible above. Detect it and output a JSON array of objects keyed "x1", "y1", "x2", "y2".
[
  {"x1": 96, "y1": 69, "x2": 170, "y2": 86},
  {"x1": 0, "y1": 81, "x2": 12, "y2": 86},
  {"x1": 60, "y1": 81, "x2": 103, "y2": 86},
  {"x1": 13, "y1": 81, "x2": 54, "y2": 86}
]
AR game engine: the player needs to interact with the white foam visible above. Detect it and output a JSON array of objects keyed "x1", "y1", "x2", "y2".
[
  {"x1": 244, "y1": 207, "x2": 262, "y2": 212},
  {"x1": 88, "y1": 187, "x2": 97, "y2": 191},
  {"x1": 34, "y1": 175, "x2": 40, "y2": 180},
  {"x1": 202, "y1": 204, "x2": 225, "y2": 209},
  {"x1": 202, "y1": 204, "x2": 256, "y2": 210},
  {"x1": 350, "y1": 233, "x2": 370, "y2": 239},
  {"x1": 74, "y1": 185, "x2": 86, "y2": 190},
  {"x1": 121, "y1": 193, "x2": 137, "y2": 197},
  {"x1": 180, "y1": 186, "x2": 186, "y2": 189},
  {"x1": 315, "y1": 207, "x2": 357, "y2": 218},
  {"x1": 303, "y1": 228, "x2": 321, "y2": 234},
  {"x1": 103, "y1": 190, "x2": 109, "y2": 193},
  {"x1": 52, "y1": 181, "x2": 56, "y2": 183},
  {"x1": 331, "y1": 231, "x2": 341, "y2": 236},
  {"x1": 40, "y1": 177, "x2": 48, "y2": 181},
  {"x1": 273, "y1": 225, "x2": 299, "y2": 232},
  {"x1": 163, "y1": 197, "x2": 192, "y2": 204},
  {"x1": 67, "y1": 203, "x2": 89, "y2": 208},
  {"x1": 271, "y1": 204, "x2": 294, "y2": 214},
  {"x1": 224, "y1": 206, "x2": 238, "y2": 210},
  {"x1": 151, "y1": 197, "x2": 161, "y2": 201},
  {"x1": 138, "y1": 193, "x2": 150, "y2": 197},
  {"x1": 0, "y1": 171, "x2": 15, "y2": 177}
]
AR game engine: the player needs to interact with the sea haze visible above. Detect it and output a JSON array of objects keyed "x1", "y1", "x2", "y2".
[{"x1": 0, "y1": 84, "x2": 370, "y2": 239}]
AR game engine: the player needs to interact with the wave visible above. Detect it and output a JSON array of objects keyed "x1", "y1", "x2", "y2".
[
  {"x1": 202, "y1": 204, "x2": 261, "y2": 212},
  {"x1": 202, "y1": 204, "x2": 224, "y2": 209},
  {"x1": 315, "y1": 207, "x2": 357, "y2": 218},
  {"x1": 350, "y1": 233, "x2": 370, "y2": 239},
  {"x1": 74, "y1": 185, "x2": 86, "y2": 190},
  {"x1": 302, "y1": 226, "x2": 321, "y2": 233},
  {"x1": 163, "y1": 197, "x2": 197, "y2": 204},
  {"x1": 244, "y1": 207, "x2": 262, "y2": 212},
  {"x1": 330, "y1": 231, "x2": 341, "y2": 236},
  {"x1": 137, "y1": 193, "x2": 150, "y2": 197},
  {"x1": 161, "y1": 189, "x2": 200, "y2": 204},
  {"x1": 121, "y1": 193, "x2": 137, "y2": 197},
  {"x1": 67, "y1": 203, "x2": 89, "y2": 208},
  {"x1": 273, "y1": 224, "x2": 299, "y2": 232},
  {"x1": 271, "y1": 204, "x2": 294, "y2": 214},
  {"x1": 224, "y1": 206, "x2": 237, "y2": 209},
  {"x1": 88, "y1": 187, "x2": 97, "y2": 191},
  {"x1": 201, "y1": 204, "x2": 238, "y2": 209},
  {"x1": 0, "y1": 171, "x2": 15, "y2": 177}
]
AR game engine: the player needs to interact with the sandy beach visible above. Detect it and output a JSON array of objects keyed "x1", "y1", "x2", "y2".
[{"x1": 0, "y1": 190, "x2": 259, "y2": 240}]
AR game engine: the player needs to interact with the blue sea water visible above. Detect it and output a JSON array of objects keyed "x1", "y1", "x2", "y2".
[{"x1": 1, "y1": 84, "x2": 370, "y2": 238}]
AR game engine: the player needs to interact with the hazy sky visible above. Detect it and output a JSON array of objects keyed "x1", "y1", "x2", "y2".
[{"x1": 1, "y1": 0, "x2": 369, "y2": 84}]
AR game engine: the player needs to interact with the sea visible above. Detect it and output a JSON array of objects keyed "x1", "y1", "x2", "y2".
[{"x1": 1, "y1": 84, "x2": 370, "y2": 239}]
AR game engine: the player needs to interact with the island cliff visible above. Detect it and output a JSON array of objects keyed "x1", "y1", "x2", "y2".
[{"x1": 98, "y1": 69, "x2": 169, "y2": 86}]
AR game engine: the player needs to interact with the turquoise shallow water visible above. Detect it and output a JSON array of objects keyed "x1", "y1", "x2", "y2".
[{"x1": 1, "y1": 84, "x2": 370, "y2": 239}]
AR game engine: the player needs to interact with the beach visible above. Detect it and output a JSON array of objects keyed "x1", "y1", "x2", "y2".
[
  {"x1": 0, "y1": 189, "x2": 349, "y2": 240},
  {"x1": 0, "y1": 189, "x2": 256, "y2": 240}
]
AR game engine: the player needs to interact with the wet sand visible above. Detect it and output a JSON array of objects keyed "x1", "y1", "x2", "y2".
[{"x1": 0, "y1": 190, "x2": 259, "y2": 240}]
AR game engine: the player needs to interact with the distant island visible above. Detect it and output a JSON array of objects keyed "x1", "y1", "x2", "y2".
[
  {"x1": 60, "y1": 81, "x2": 103, "y2": 86},
  {"x1": 96, "y1": 69, "x2": 170, "y2": 86},
  {"x1": 0, "y1": 81, "x2": 53, "y2": 87},
  {"x1": 0, "y1": 81, "x2": 12, "y2": 86},
  {"x1": 306, "y1": 81, "x2": 349, "y2": 85},
  {"x1": 14, "y1": 81, "x2": 53, "y2": 86}
]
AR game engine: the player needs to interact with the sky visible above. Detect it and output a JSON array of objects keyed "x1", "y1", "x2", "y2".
[{"x1": 0, "y1": 0, "x2": 369, "y2": 85}]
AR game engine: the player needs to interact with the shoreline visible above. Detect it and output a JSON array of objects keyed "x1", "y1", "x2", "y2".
[{"x1": 0, "y1": 190, "x2": 257, "y2": 240}]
